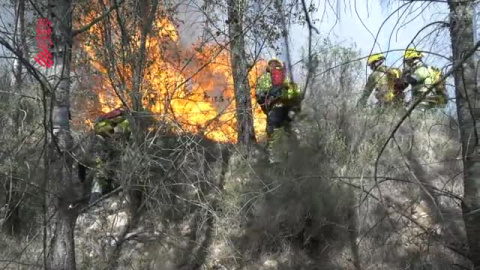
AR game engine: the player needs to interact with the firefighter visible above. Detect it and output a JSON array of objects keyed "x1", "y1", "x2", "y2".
[
  {"x1": 358, "y1": 53, "x2": 406, "y2": 108},
  {"x1": 89, "y1": 106, "x2": 131, "y2": 204},
  {"x1": 402, "y1": 48, "x2": 447, "y2": 109},
  {"x1": 255, "y1": 58, "x2": 301, "y2": 139}
]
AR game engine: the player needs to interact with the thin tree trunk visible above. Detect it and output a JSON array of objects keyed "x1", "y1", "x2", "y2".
[
  {"x1": 347, "y1": 207, "x2": 361, "y2": 270},
  {"x1": 3, "y1": 174, "x2": 21, "y2": 236},
  {"x1": 47, "y1": 0, "x2": 79, "y2": 269},
  {"x1": 3, "y1": 0, "x2": 27, "y2": 237},
  {"x1": 13, "y1": 0, "x2": 25, "y2": 95},
  {"x1": 447, "y1": 0, "x2": 480, "y2": 267},
  {"x1": 227, "y1": 0, "x2": 256, "y2": 145},
  {"x1": 131, "y1": 0, "x2": 158, "y2": 112},
  {"x1": 131, "y1": 0, "x2": 158, "y2": 145},
  {"x1": 274, "y1": 0, "x2": 294, "y2": 82}
]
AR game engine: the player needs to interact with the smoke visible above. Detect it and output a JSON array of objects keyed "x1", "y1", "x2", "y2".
[{"x1": 174, "y1": 0, "x2": 210, "y2": 49}]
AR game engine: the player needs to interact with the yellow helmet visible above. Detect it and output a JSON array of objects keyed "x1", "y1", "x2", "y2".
[
  {"x1": 367, "y1": 53, "x2": 385, "y2": 66},
  {"x1": 404, "y1": 48, "x2": 423, "y2": 60},
  {"x1": 266, "y1": 58, "x2": 284, "y2": 72}
]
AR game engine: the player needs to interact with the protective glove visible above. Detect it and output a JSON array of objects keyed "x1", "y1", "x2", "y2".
[{"x1": 288, "y1": 110, "x2": 296, "y2": 120}]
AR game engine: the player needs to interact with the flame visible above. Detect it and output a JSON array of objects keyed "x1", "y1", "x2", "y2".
[{"x1": 77, "y1": 8, "x2": 266, "y2": 142}]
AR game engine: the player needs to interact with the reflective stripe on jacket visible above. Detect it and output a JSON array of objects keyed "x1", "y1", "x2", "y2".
[
  {"x1": 406, "y1": 62, "x2": 446, "y2": 107},
  {"x1": 255, "y1": 73, "x2": 301, "y2": 107},
  {"x1": 359, "y1": 66, "x2": 404, "y2": 107}
]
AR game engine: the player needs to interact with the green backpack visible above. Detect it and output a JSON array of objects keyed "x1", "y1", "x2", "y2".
[
  {"x1": 428, "y1": 66, "x2": 447, "y2": 106},
  {"x1": 384, "y1": 68, "x2": 404, "y2": 102}
]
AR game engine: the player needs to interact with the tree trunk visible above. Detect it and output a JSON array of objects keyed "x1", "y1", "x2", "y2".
[
  {"x1": 227, "y1": 0, "x2": 256, "y2": 145},
  {"x1": 130, "y1": 0, "x2": 158, "y2": 145},
  {"x1": 13, "y1": 0, "x2": 25, "y2": 94},
  {"x1": 47, "y1": 203, "x2": 77, "y2": 269},
  {"x1": 274, "y1": 0, "x2": 294, "y2": 82},
  {"x1": 3, "y1": 0, "x2": 26, "y2": 237},
  {"x1": 447, "y1": 0, "x2": 480, "y2": 267},
  {"x1": 131, "y1": 0, "x2": 158, "y2": 112},
  {"x1": 47, "y1": 0, "x2": 79, "y2": 269},
  {"x1": 3, "y1": 174, "x2": 21, "y2": 236}
]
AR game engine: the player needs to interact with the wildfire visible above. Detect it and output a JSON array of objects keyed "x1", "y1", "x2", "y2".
[{"x1": 78, "y1": 7, "x2": 266, "y2": 142}]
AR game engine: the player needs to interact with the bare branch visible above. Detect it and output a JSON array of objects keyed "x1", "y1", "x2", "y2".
[
  {"x1": 72, "y1": 0, "x2": 125, "y2": 37},
  {"x1": 371, "y1": 41, "x2": 480, "y2": 204}
]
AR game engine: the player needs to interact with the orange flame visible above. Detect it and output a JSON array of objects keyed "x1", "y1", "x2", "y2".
[{"x1": 77, "y1": 9, "x2": 266, "y2": 142}]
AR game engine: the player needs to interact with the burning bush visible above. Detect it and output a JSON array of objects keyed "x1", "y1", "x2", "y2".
[{"x1": 74, "y1": 5, "x2": 267, "y2": 142}]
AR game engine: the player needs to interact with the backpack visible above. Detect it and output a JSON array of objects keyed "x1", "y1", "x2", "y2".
[
  {"x1": 429, "y1": 66, "x2": 447, "y2": 105},
  {"x1": 266, "y1": 67, "x2": 287, "y2": 103},
  {"x1": 384, "y1": 68, "x2": 404, "y2": 102},
  {"x1": 94, "y1": 107, "x2": 126, "y2": 136},
  {"x1": 100, "y1": 107, "x2": 124, "y2": 120},
  {"x1": 270, "y1": 66, "x2": 286, "y2": 87}
]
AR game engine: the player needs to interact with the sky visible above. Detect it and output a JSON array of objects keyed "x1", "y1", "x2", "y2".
[
  {"x1": 283, "y1": 0, "x2": 452, "y2": 71},
  {"x1": 0, "y1": 0, "x2": 455, "y2": 75},
  {"x1": 174, "y1": 0, "x2": 464, "y2": 111},
  {"x1": 274, "y1": 0, "x2": 455, "y2": 108}
]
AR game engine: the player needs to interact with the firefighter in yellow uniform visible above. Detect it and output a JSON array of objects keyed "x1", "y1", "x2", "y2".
[
  {"x1": 89, "y1": 106, "x2": 131, "y2": 203},
  {"x1": 402, "y1": 48, "x2": 447, "y2": 109},
  {"x1": 358, "y1": 53, "x2": 406, "y2": 108},
  {"x1": 256, "y1": 59, "x2": 302, "y2": 139},
  {"x1": 256, "y1": 59, "x2": 302, "y2": 162}
]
